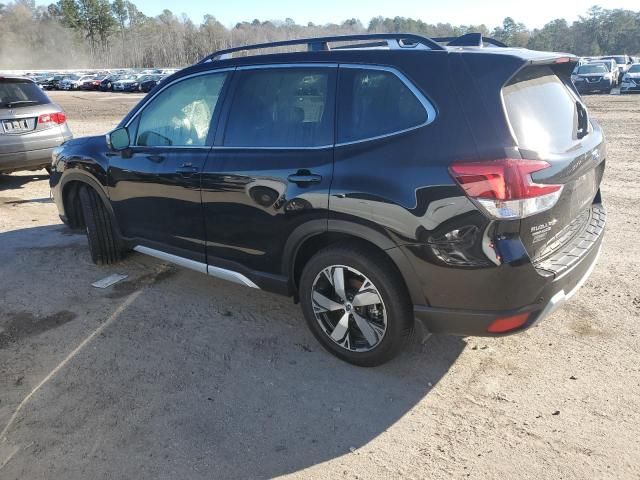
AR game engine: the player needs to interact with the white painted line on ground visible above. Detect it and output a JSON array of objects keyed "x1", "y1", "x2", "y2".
[{"x1": 0, "y1": 289, "x2": 143, "y2": 444}]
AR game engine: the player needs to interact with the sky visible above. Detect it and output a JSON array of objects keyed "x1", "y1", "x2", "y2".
[{"x1": 36, "y1": 0, "x2": 640, "y2": 29}]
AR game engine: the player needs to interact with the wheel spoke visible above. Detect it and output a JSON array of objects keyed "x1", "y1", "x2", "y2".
[
  {"x1": 312, "y1": 291, "x2": 343, "y2": 312},
  {"x1": 352, "y1": 311, "x2": 385, "y2": 346},
  {"x1": 330, "y1": 311, "x2": 351, "y2": 342},
  {"x1": 332, "y1": 267, "x2": 346, "y2": 301},
  {"x1": 352, "y1": 286, "x2": 381, "y2": 307}
]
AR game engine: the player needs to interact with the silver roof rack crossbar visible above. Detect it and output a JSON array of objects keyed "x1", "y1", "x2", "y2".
[
  {"x1": 197, "y1": 33, "x2": 446, "y2": 64},
  {"x1": 432, "y1": 33, "x2": 508, "y2": 48}
]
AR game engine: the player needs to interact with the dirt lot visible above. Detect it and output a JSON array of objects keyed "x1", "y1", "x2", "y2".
[{"x1": 0, "y1": 90, "x2": 639, "y2": 479}]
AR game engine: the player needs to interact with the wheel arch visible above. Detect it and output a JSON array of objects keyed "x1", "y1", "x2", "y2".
[
  {"x1": 286, "y1": 220, "x2": 426, "y2": 305},
  {"x1": 60, "y1": 172, "x2": 119, "y2": 236}
]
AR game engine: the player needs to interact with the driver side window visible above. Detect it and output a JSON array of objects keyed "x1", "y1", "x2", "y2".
[{"x1": 135, "y1": 72, "x2": 227, "y2": 147}]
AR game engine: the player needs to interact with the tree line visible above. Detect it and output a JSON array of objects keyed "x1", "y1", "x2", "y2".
[{"x1": 0, "y1": 0, "x2": 639, "y2": 69}]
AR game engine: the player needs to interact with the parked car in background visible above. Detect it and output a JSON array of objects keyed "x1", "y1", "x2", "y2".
[
  {"x1": 81, "y1": 76, "x2": 106, "y2": 91},
  {"x1": 38, "y1": 74, "x2": 65, "y2": 90},
  {"x1": 0, "y1": 77, "x2": 72, "y2": 174},
  {"x1": 50, "y1": 33, "x2": 606, "y2": 366},
  {"x1": 620, "y1": 63, "x2": 640, "y2": 94},
  {"x1": 112, "y1": 75, "x2": 144, "y2": 92},
  {"x1": 138, "y1": 74, "x2": 165, "y2": 92},
  {"x1": 99, "y1": 75, "x2": 121, "y2": 91},
  {"x1": 600, "y1": 55, "x2": 633, "y2": 81},
  {"x1": 588, "y1": 58, "x2": 619, "y2": 86},
  {"x1": 572, "y1": 64, "x2": 613, "y2": 93},
  {"x1": 59, "y1": 75, "x2": 82, "y2": 90}
]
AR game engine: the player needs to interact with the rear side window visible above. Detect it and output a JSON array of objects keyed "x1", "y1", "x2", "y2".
[
  {"x1": 337, "y1": 68, "x2": 428, "y2": 144},
  {"x1": 135, "y1": 73, "x2": 227, "y2": 147},
  {"x1": 224, "y1": 68, "x2": 335, "y2": 148},
  {"x1": 503, "y1": 66, "x2": 582, "y2": 154},
  {"x1": 0, "y1": 79, "x2": 49, "y2": 108}
]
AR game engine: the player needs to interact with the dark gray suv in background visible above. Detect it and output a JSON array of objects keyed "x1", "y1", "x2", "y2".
[{"x1": 0, "y1": 76, "x2": 72, "y2": 174}]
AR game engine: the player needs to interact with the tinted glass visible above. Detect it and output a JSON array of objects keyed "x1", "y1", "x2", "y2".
[
  {"x1": 135, "y1": 73, "x2": 226, "y2": 147},
  {"x1": 577, "y1": 65, "x2": 607, "y2": 74},
  {"x1": 0, "y1": 78, "x2": 50, "y2": 108},
  {"x1": 224, "y1": 68, "x2": 334, "y2": 147},
  {"x1": 503, "y1": 66, "x2": 580, "y2": 154},
  {"x1": 338, "y1": 68, "x2": 427, "y2": 143},
  {"x1": 628, "y1": 64, "x2": 640, "y2": 73}
]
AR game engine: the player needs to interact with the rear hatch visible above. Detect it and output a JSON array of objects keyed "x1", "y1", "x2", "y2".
[
  {"x1": 501, "y1": 62, "x2": 605, "y2": 268},
  {"x1": 0, "y1": 78, "x2": 68, "y2": 153}
]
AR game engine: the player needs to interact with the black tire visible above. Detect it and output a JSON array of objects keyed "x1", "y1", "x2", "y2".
[
  {"x1": 299, "y1": 243, "x2": 413, "y2": 367},
  {"x1": 78, "y1": 186, "x2": 121, "y2": 265},
  {"x1": 44, "y1": 165, "x2": 52, "y2": 175}
]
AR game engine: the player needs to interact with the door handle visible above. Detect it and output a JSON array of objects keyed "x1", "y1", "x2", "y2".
[
  {"x1": 287, "y1": 170, "x2": 322, "y2": 185},
  {"x1": 176, "y1": 165, "x2": 199, "y2": 175}
]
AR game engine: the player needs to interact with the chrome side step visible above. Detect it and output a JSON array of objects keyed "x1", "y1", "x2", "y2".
[{"x1": 133, "y1": 245, "x2": 259, "y2": 289}]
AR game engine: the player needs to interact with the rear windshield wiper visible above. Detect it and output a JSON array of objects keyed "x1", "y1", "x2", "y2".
[{"x1": 4, "y1": 100, "x2": 39, "y2": 108}]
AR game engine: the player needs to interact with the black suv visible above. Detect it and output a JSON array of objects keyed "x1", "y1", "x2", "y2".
[{"x1": 50, "y1": 33, "x2": 606, "y2": 366}]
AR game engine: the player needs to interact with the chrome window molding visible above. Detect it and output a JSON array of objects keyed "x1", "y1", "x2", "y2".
[
  {"x1": 334, "y1": 64, "x2": 437, "y2": 147},
  {"x1": 120, "y1": 63, "x2": 436, "y2": 151},
  {"x1": 236, "y1": 63, "x2": 338, "y2": 70},
  {"x1": 213, "y1": 144, "x2": 333, "y2": 151}
]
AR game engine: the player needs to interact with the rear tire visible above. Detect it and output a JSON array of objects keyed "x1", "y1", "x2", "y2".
[
  {"x1": 79, "y1": 186, "x2": 121, "y2": 265},
  {"x1": 299, "y1": 243, "x2": 413, "y2": 367}
]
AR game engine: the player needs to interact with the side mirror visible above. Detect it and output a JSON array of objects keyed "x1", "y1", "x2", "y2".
[{"x1": 108, "y1": 127, "x2": 130, "y2": 151}]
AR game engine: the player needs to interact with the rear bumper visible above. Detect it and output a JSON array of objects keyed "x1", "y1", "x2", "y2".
[
  {"x1": 413, "y1": 205, "x2": 606, "y2": 336},
  {"x1": 0, "y1": 146, "x2": 57, "y2": 172},
  {"x1": 0, "y1": 129, "x2": 72, "y2": 173}
]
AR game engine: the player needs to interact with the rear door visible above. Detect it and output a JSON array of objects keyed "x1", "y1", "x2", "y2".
[
  {"x1": 501, "y1": 64, "x2": 605, "y2": 262},
  {"x1": 201, "y1": 65, "x2": 336, "y2": 275}
]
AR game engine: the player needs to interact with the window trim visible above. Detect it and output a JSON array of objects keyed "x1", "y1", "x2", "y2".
[
  {"x1": 220, "y1": 64, "x2": 338, "y2": 149},
  {"x1": 121, "y1": 63, "x2": 437, "y2": 150},
  {"x1": 335, "y1": 64, "x2": 437, "y2": 147},
  {"x1": 123, "y1": 68, "x2": 234, "y2": 149}
]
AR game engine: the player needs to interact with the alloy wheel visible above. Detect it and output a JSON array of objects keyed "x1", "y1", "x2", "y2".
[{"x1": 311, "y1": 265, "x2": 387, "y2": 352}]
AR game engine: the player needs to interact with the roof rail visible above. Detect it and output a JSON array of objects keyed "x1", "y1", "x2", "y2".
[
  {"x1": 196, "y1": 33, "x2": 446, "y2": 64},
  {"x1": 432, "y1": 33, "x2": 508, "y2": 48}
]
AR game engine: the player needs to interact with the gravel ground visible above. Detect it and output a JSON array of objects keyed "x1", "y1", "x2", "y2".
[{"x1": 0, "y1": 90, "x2": 639, "y2": 479}]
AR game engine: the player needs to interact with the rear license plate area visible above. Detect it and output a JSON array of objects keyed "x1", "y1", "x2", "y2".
[{"x1": 2, "y1": 118, "x2": 35, "y2": 134}]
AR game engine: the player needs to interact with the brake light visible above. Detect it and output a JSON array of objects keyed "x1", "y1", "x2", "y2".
[
  {"x1": 449, "y1": 159, "x2": 563, "y2": 219},
  {"x1": 487, "y1": 313, "x2": 530, "y2": 333},
  {"x1": 38, "y1": 111, "x2": 66, "y2": 126}
]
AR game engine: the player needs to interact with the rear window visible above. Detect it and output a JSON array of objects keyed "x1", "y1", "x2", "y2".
[
  {"x1": 503, "y1": 66, "x2": 581, "y2": 154},
  {"x1": 337, "y1": 68, "x2": 428, "y2": 143},
  {"x1": 0, "y1": 78, "x2": 50, "y2": 108}
]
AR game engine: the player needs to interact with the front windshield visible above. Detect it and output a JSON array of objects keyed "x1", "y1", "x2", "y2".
[
  {"x1": 578, "y1": 65, "x2": 607, "y2": 74},
  {"x1": 627, "y1": 65, "x2": 640, "y2": 73},
  {"x1": 602, "y1": 56, "x2": 627, "y2": 64}
]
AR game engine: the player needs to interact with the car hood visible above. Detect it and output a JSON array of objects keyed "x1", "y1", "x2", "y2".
[
  {"x1": 116, "y1": 79, "x2": 139, "y2": 84},
  {"x1": 624, "y1": 72, "x2": 640, "y2": 78}
]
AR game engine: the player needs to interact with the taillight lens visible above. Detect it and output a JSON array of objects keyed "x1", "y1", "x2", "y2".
[
  {"x1": 38, "y1": 111, "x2": 66, "y2": 127},
  {"x1": 449, "y1": 159, "x2": 563, "y2": 219}
]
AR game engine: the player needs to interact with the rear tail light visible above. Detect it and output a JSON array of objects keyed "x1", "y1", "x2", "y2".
[
  {"x1": 449, "y1": 159, "x2": 563, "y2": 219},
  {"x1": 38, "y1": 111, "x2": 66, "y2": 127},
  {"x1": 487, "y1": 312, "x2": 530, "y2": 333}
]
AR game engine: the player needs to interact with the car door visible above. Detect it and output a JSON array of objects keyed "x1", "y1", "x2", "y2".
[
  {"x1": 201, "y1": 65, "x2": 336, "y2": 277},
  {"x1": 108, "y1": 70, "x2": 230, "y2": 263}
]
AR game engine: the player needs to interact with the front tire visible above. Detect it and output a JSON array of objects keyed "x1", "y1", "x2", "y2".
[
  {"x1": 79, "y1": 186, "x2": 121, "y2": 265},
  {"x1": 299, "y1": 244, "x2": 413, "y2": 367}
]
